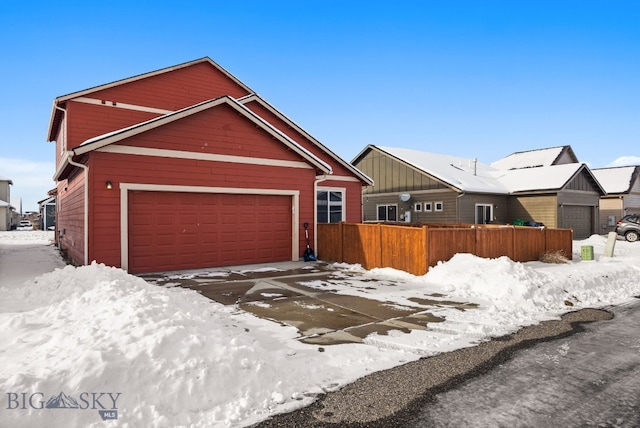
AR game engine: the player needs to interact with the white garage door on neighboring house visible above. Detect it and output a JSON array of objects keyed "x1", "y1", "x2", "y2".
[
  {"x1": 562, "y1": 205, "x2": 593, "y2": 240},
  {"x1": 128, "y1": 191, "x2": 293, "y2": 273}
]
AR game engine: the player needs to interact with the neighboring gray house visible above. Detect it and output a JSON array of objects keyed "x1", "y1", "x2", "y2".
[
  {"x1": 0, "y1": 175, "x2": 14, "y2": 231},
  {"x1": 352, "y1": 145, "x2": 604, "y2": 239},
  {"x1": 592, "y1": 166, "x2": 640, "y2": 233}
]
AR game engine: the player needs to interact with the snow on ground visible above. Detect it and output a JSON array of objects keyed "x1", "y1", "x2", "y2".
[{"x1": 1, "y1": 230, "x2": 639, "y2": 427}]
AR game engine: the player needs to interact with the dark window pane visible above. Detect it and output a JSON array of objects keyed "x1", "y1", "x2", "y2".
[{"x1": 378, "y1": 205, "x2": 386, "y2": 220}]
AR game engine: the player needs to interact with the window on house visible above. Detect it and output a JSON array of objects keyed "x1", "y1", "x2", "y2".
[
  {"x1": 377, "y1": 204, "x2": 397, "y2": 221},
  {"x1": 424, "y1": 202, "x2": 432, "y2": 212},
  {"x1": 435, "y1": 201, "x2": 443, "y2": 212},
  {"x1": 414, "y1": 202, "x2": 422, "y2": 212},
  {"x1": 317, "y1": 190, "x2": 344, "y2": 223},
  {"x1": 475, "y1": 204, "x2": 493, "y2": 224}
]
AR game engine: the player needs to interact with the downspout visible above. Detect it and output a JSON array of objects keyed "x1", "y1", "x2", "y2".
[
  {"x1": 313, "y1": 174, "x2": 330, "y2": 254},
  {"x1": 456, "y1": 192, "x2": 466, "y2": 223},
  {"x1": 67, "y1": 152, "x2": 89, "y2": 266}
]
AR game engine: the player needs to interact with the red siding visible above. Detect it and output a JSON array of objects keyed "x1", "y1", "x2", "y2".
[
  {"x1": 65, "y1": 101, "x2": 160, "y2": 151},
  {"x1": 87, "y1": 103, "x2": 320, "y2": 270},
  {"x1": 88, "y1": 62, "x2": 250, "y2": 112},
  {"x1": 117, "y1": 104, "x2": 309, "y2": 162},
  {"x1": 243, "y1": 100, "x2": 359, "y2": 178},
  {"x1": 57, "y1": 168, "x2": 85, "y2": 266},
  {"x1": 54, "y1": 59, "x2": 366, "y2": 271}
]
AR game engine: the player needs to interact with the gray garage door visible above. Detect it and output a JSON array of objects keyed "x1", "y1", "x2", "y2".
[{"x1": 562, "y1": 205, "x2": 593, "y2": 240}]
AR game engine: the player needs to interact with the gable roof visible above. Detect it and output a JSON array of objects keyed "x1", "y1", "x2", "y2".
[
  {"x1": 238, "y1": 94, "x2": 373, "y2": 185},
  {"x1": 591, "y1": 166, "x2": 640, "y2": 194},
  {"x1": 362, "y1": 145, "x2": 508, "y2": 194},
  {"x1": 491, "y1": 145, "x2": 578, "y2": 170},
  {"x1": 55, "y1": 96, "x2": 332, "y2": 180},
  {"x1": 498, "y1": 163, "x2": 594, "y2": 193},
  {"x1": 356, "y1": 145, "x2": 603, "y2": 195},
  {"x1": 47, "y1": 57, "x2": 253, "y2": 142}
]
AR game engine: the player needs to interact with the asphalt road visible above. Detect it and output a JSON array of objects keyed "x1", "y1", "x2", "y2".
[
  {"x1": 257, "y1": 300, "x2": 640, "y2": 427},
  {"x1": 408, "y1": 299, "x2": 640, "y2": 428}
]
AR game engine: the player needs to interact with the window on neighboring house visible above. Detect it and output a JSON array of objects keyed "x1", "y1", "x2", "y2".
[
  {"x1": 435, "y1": 201, "x2": 443, "y2": 212},
  {"x1": 475, "y1": 204, "x2": 493, "y2": 224},
  {"x1": 424, "y1": 202, "x2": 432, "y2": 212},
  {"x1": 414, "y1": 202, "x2": 422, "y2": 212},
  {"x1": 317, "y1": 190, "x2": 344, "y2": 223},
  {"x1": 377, "y1": 204, "x2": 397, "y2": 221}
]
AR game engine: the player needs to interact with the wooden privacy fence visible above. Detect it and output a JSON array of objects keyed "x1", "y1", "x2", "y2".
[{"x1": 317, "y1": 223, "x2": 573, "y2": 275}]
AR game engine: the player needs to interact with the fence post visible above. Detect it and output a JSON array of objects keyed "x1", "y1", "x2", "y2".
[
  {"x1": 422, "y1": 225, "x2": 428, "y2": 274},
  {"x1": 378, "y1": 223, "x2": 383, "y2": 268},
  {"x1": 339, "y1": 221, "x2": 344, "y2": 262}
]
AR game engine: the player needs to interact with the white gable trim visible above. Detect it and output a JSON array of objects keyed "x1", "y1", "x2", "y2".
[
  {"x1": 97, "y1": 145, "x2": 314, "y2": 169},
  {"x1": 239, "y1": 94, "x2": 373, "y2": 185},
  {"x1": 73, "y1": 96, "x2": 332, "y2": 174}
]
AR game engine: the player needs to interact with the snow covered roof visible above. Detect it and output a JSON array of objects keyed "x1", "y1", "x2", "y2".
[
  {"x1": 366, "y1": 145, "x2": 594, "y2": 194},
  {"x1": 491, "y1": 146, "x2": 577, "y2": 170},
  {"x1": 591, "y1": 166, "x2": 639, "y2": 194},
  {"x1": 497, "y1": 163, "x2": 586, "y2": 193},
  {"x1": 0, "y1": 175, "x2": 12, "y2": 184},
  {"x1": 373, "y1": 146, "x2": 508, "y2": 193}
]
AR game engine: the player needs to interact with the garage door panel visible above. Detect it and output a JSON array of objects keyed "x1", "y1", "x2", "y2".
[
  {"x1": 563, "y1": 206, "x2": 592, "y2": 240},
  {"x1": 129, "y1": 191, "x2": 292, "y2": 273}
]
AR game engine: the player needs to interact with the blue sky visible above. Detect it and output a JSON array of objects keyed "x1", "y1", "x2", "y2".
[{"x1": 1, "y1": 1, "x2": 639, "y2": 211}]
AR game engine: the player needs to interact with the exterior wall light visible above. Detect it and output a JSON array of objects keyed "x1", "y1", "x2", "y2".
[{"x1": 106, "y1": 181, "x2": 113, "y2": 190}]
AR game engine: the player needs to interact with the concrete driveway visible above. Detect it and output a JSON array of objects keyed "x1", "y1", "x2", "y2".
[{"x1": 140, "y1": 261, "x2": 475, "y2": 346}]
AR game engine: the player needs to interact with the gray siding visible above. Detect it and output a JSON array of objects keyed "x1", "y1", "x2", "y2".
[
  {"x1": 457, "y1": 194, "x2": 509, "y2": 224},
  {"x1": 363, "y1": 190, "x2": 459, "y2": 223},
  {"x1": 355, "y1": 150, "x2": 448, "y2": 195}
]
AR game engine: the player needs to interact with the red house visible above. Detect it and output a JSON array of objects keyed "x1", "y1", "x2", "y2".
[{"x1": 47, "y1": 57, "x2": 371, "y2": 273}]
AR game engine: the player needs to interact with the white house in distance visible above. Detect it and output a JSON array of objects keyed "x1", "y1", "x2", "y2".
[
  {"x1": 0, "y1": 175, "x2": 15, "y2": 231},
  {"x1": 592, "y1": 165, "x2": 640, "y2": 233}
]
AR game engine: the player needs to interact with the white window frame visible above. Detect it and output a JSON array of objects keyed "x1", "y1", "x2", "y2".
[
  {"x1": 424, "y1": 202, "x2": 432, "y2": 212},
  {"x1": 317, "y1": 187, "x2": 346, "y2": 224},
  {"x1": 377, "y1": 204, "x2": 398, "y2": 221},
  {"x1": 435, "y1": 201, "x2": 444, "y2": 212},
  {"x1": 475, "y1": 203, "x2": 494, "y2": 224},
  {"x1": 414, "y1": 202, "x2": 422, "y2": 212}
]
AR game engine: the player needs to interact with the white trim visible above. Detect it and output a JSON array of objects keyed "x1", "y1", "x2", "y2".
[
  {"x1": 74, "y1": 97, "x2": 174, "y2": 115},
  {"x1": 414, "y1": 202, "x2": 422, "y2": 212},
  {"x1": 119, "y1": 183, "x2": 300, "y2": 271},
  {"x1": 98, "y1": 145, "x2": 314, "y2": 169},
  {"x1": 475, "y1": 203, "x2": 494, "y2": 224},
  {"x1": 73, "y1": 96, "x2": 332, "y2": 174},
  {"x1": 435, "y1": 201, "x2": 444, "y2": 212},
  {"x1": 317, "y1": 175, "x2": 361, "y2": 183},
  {"x1": 238, "y1": 94, "x2": 373, "y2": 186}
]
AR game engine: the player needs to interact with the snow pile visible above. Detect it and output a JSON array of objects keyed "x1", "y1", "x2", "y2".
[
  {"x1": 0, "y1": 263, "x2": 412, "y2": 427},
  {"x1": 0, "y1": 234, "x2": 639, "y2": 427},
  {"x1": 0, "y1": 230, "x2": 54, "y2": 245}
]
